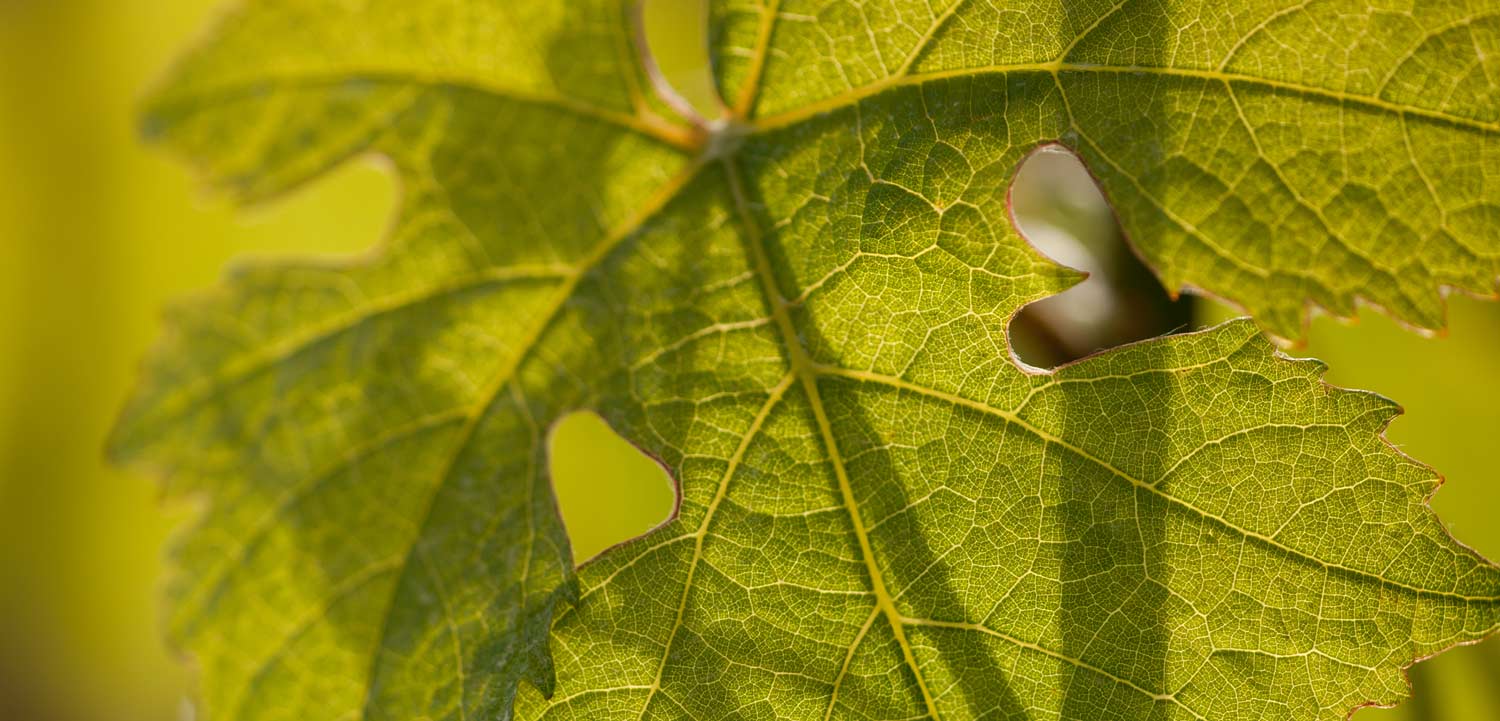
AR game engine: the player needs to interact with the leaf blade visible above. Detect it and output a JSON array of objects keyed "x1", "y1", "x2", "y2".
[
  {"x1": 728, "y1": 1, "x2": 1500, "y2": 340},
  {"x1": 118, "y1": 2, "x2": 1500, "y2": 720}
]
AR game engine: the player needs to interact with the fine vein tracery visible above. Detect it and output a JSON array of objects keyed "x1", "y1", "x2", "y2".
[
  {"x1": 726, "y1": 153, "x2": 948, "y2": 720},
  {"x1": 520, "y1": 6, "x2": 1500, "y2": 716},
  {"x1": 119, "y1": 3, "x2": 1500, "y2": 721}
]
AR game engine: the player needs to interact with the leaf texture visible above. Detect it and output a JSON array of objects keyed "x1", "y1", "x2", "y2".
[
  {"x1": 717, "y1": 0, "x2": 1500, "y2": 339},
  {"x1": 114, "y1": 2, "x2": 1500, "y2": 720}
]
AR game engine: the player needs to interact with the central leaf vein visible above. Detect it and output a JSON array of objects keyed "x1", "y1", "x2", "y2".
[{"x1": 724, "y1": 155, "x2": 946, "y2": 720}]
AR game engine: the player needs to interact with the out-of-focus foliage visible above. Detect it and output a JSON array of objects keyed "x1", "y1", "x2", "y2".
[{"x1": 0, "y1": 2, "x2": 388, "y2": 719}]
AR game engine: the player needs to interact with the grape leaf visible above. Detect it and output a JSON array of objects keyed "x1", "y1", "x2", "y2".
[
  {"x1": 715, "y1": 0, "x2": 1500, "y2": 340},
  {"x1": 113, "y1": 2, "x2": 1500, "y2": 720}
]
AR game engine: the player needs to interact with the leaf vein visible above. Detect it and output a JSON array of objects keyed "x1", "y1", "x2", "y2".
[
  {"x1": 815, "y1": 364, "x2": 1500, "y2": 604},
  {"x1": 356, "y1": 159, "x2": 707, "y2": 719},
  {"x1": 725, "y1": 155, "x2": 947, "y2": 720}
]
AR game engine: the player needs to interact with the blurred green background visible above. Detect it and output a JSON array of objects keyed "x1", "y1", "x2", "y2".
[{"x1": 0, "y1": 1, "x2": 1494, "y2": 719}]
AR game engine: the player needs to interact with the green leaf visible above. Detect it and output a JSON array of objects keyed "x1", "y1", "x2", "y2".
[
  {"x1": 114, "y1": 2, "x2": 1500, "y2": 720},
  {"x1": 716, "y1": 1, "x2": 1500, "y2": 341}
]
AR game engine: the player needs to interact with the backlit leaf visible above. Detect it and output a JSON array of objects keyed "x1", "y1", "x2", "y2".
[{"x1": 115, "y1": 2, "x2": 1500, "y2": 720}]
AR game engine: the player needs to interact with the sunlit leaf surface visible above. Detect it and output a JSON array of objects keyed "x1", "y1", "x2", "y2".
[{"x1": 115, "y1": 2, "x2": 1500, "y2": 720}]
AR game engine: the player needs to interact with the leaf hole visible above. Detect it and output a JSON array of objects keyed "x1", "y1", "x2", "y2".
[
  {"x1": 1008, "y1": 145, "x2": 1196, "y2": 369},
  {"x1": 549, "y1": 411, "x2": 677, "y2": 565},
  {"x1": 639, "y1": 0, "x2": 723, "y2": 121}
]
